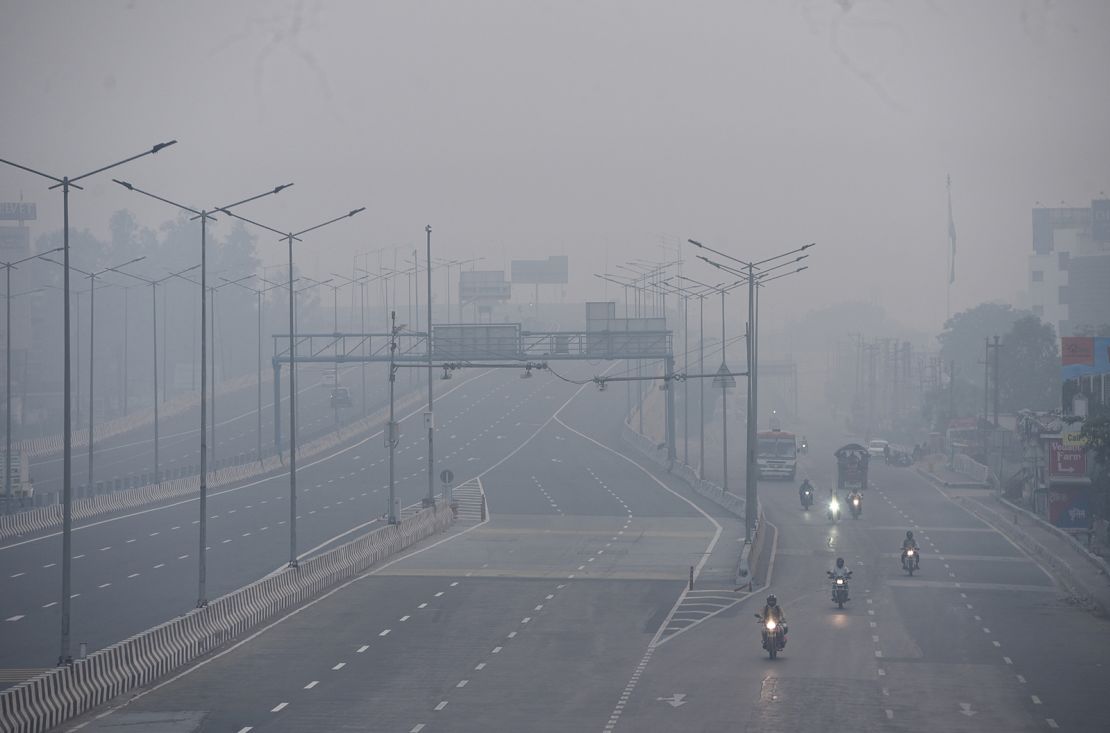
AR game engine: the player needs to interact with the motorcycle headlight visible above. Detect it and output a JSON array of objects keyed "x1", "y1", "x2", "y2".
[
  {"x1": 906, "y1": 549, "x2": 914, "y2": 556},
  {"x1": 765, "y1": 620, "x2": 776, "y2": 630},
  {"x1": 829, "y1": 500, "x2": 839, "y2": 510},
  {"x1": 836, "y1": 578, "x2": 844, "y2": 585},
  {"x1": 852, "y1": 498, "x2": 860, "y2": 505}
]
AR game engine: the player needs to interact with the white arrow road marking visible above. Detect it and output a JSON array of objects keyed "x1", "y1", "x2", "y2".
[
  {"x1": 657, "y1": 693, "x2": 687, "y2": 707},
  {"x1": 959, "y1": 702, "x2": 977, "y2": 717}
]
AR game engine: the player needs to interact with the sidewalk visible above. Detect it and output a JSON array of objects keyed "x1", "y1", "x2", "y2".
[
  {"x1": 958, "y1": 492, "x2": 1110, "y2": 619},
  {"x1": 915, "y1": 454, "x2": 988, "y2": 488}
]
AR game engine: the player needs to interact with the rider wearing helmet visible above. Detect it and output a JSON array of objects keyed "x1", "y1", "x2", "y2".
[
  {"x1": 761, "y1": 594, "x2": 786, "y2": 624},
  {"x1": 901, "y1": 530, "x2": 921, "y2": 568},
  {"x1": 830, "y1": 556, "x2": 851, "y2": 580},
  {"x1": 799, "y1": 478, "x2": 814, "y2": 502}
]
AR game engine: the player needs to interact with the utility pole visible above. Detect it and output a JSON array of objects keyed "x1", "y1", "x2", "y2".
[
  {"x1": 982, "y1": 337, "x2": 990, "y2": 424},
  {"x1": 990, "y1": 335, "x2": 1001, "y2": 426}
]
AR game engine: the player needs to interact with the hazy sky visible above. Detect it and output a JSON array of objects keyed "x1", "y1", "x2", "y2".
[{"x1": 2, "y1": 0, "x2": 1108, "y2": 334}]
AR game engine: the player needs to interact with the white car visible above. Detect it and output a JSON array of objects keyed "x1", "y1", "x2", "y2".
[{"x1": 867, "y1": 439, "x2": 889, "y2": 458}]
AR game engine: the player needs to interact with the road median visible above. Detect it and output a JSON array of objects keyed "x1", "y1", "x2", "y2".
[{"x1": 0, "y1": 497, "x2": 455, "y2": 733}]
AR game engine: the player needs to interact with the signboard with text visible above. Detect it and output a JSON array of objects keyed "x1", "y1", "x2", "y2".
[
  {"x1": 0, "y1": 203, "x2": 36, "y2": 221},
  {"x1": 1047, "y1": 485, "x2": 1090, "y2": 529},
  {"x1": 1047, "y1": 438, "x2": 1087, "y2": 478},
  {"x1": 1061, "y1": 336, "x2": 1110, "y2": 381}
]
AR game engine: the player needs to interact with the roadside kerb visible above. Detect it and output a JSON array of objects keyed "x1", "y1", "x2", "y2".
[
  {"x1": 958, "y1": 495, "x2": 1107, "y2": 617},
  {"x1": 619, "y1": 418, "x2": 767, "y2": 586},
  {"x1": 0, "y1": 389, "x2": 424, "y2": 543},
  {"x1": 996, "y1": 494, "x2": 1110, "y2": 580},
  {"x1": 0, "y1": 497, "x2": 454, "y2": 733}
]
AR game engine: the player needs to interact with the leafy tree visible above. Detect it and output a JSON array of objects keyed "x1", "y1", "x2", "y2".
[
  {"x1": 999, "y1": 315, "x2": 1059, "y2": 411},
  {"x1": 1081, "y1": 414, "x2": 1110, "y2": 521},
  {"x1": 938, "y1": 302, "x2": 1031, "y2": 385}
]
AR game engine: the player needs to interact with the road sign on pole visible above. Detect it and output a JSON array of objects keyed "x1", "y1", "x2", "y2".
[{"x1": 440, "y1": 468, "x2": 454, "y2": 485}]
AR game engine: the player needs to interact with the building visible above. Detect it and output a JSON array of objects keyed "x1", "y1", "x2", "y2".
[{"x1": 1028, "y1": 198, "x2": 1110, "y2": 337}]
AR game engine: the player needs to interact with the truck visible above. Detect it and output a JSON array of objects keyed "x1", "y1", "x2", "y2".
[
  {"x1": 835, "y1": 443, "x2": 869, "y2": 492},
  {"x1": 0, "y1": 448, "x2": 34, "y2": 506},
  {"x1": 756, "y1": 429, "x2": 798, "y2": 480}
]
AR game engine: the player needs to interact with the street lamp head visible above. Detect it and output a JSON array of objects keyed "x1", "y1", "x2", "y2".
[
  {"x1": 151, "y1": 140, "x2": 178, "y2": 154},
  {"x1": 687, "y1": 239, "x2": 702, "y2": 247},
  {"x1": 273, "y1": 183, "x2": 294, "y2": 194},
  {"x1": 349, "y1": 207, "x2": 366, "y2": 217},
  {"x1": 801, "y1": 242, "x2": 816, "y2": 251},
  {"x1": 112, "y1": 179, "x2": 134, "y2": 190}
]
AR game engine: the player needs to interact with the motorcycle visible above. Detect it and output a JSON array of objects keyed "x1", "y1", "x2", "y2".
[
  {"x1": 799, "y1": 440, "x2": 808, "y2": 455},
  {"x1": 754, "y1": 614, "x2": 785, "y2": 659},
  {"x1": 902, "y1": 548, "x2": 919, "y2": 576},
  {"x1": 849, "y1": 494, "x2": 862, "y2": 519},
  {"x1": 828, "y1": 570, "x2": 852, "y2": 608},
  {"x1": 827, "y1": 496, "x2": 841, "y2": 522},
  {"x1": 801, "y1": 487, "x2": 814, "y2": 510}
]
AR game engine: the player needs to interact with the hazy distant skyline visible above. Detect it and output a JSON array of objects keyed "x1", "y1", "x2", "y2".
[{"x1": 3, "y1": 0, "x2": 1108, "y2": 334}]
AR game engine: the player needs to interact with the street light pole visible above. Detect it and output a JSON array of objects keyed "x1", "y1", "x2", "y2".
[
  {"x1": 1, "y1": 139, "x2": 177, "y2": 665},
  {"x1": 217, "y1": 206, "x2": 366, "y2": 566},
  {"x1": 425, "y1": 226, "x2": 436, "y2": 506},
  {"x1": 2, "y1": 249, "x2": 59, "y2": 511},
  {"x1": 113, "y1": 180, "x2": 292, "y2": 605}
]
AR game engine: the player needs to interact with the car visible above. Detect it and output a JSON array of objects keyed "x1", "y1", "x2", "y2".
[{"x1": 867, "y1": 439, "x2": 889, "y2": 458}]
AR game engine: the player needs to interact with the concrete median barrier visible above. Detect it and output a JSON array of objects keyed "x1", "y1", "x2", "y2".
[{"x1": 0, "y1": 497, "x2": 455, "y2": 733}]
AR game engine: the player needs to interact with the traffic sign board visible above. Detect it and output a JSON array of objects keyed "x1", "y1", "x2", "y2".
[{"x1": 440, "y1": 469, "x2": 454, "y2": 485}]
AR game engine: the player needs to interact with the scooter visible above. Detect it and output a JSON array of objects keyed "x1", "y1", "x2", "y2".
[
  {"x1": 849, "y1": 494, "x2": 862, "y2": 519},
  {"x1": 827, "y1": 496, "x2": 841, "y2": 522},
  {"x1": 902, "y1": 548, "x2": 919, "y2": 576},
  {"x1": 828, "y1": 570, "x2": 853, "y2": 608},
  {"x1": 754, "y1": 614, "x2": 786, "y2": 659},
  {"x1": 801, "y1": 487, "x2": 814, "y2": 510}
]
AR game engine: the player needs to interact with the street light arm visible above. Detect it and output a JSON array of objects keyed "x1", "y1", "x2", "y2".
[
  {"x1": 292, "y1": 207, "x2": 366, "y2": 238},
  {"x1": 1, "y1": 247, "x2": 64, "y2": 269},
  {"x1": 39, "y1": 257, "x2": 93, "y2": 277},
  {"x1": 112, "y1": 179, "x2": 205, "y2": 217},
  {"x1": 70, "y1": 140, "x2": 178, "y2": 185},
  {"x1": 0, "y1": 157, "x2": 67, "y2": 185},
  {"x1": 212, "y1": 183, "x2": 294, "y2": 216},
  {"x1": 217, "y1": 208, "x2": 288, "y2": 238},
  {"x1": 215, "y1": 273, "x2": 256, "y2": 290}
]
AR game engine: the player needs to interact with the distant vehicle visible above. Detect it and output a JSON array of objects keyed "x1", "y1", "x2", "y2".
[
  {"x1": 835, "y1": 443, "x2": 870, "y2": 492},
  {"x1": 330, "y1": 387, "x2": 352, "y2": 409},
  {"x1": 756, "y1": 429, "x2": 797, "y2": 480},
  {"x1": 867, "y1": 439, "x2": 889, "y2": 458}
]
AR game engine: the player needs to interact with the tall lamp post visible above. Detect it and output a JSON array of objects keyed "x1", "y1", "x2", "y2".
[
  {"x1": 112, "y1": 179, "x2": 292, "y2": 606},
  {"x1": 2, "y1": 249, "x2": 61, "y2": 511},
  {"x1": 216, "y1": 206, "x2": 366, "y2": 566},
  {"x1": 106, "y1": 264, "x2": 201, "y2": 485},
  {"x1": 690, "y1": 238, "x2": 815, "y2": 544},
  {"x1": 220, "y1": 275, "x2": 286, "y2": 462},
  {"x1": 41, "y1": 256, "x2": 147, "y2": 492},
  {"x1": 1, "y1": 141, "x2": 177, "y2": 665}
]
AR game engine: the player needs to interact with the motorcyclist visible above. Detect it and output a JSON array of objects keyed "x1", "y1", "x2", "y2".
[
  {"x1": 829, "y1": 556, "x2": 852, "y2": 580},
  {"x1": 847, "y1": 489, "x2": 863, "y2": 514},
  {"x1": 799, "y1": 479, "x2": 814, "y2": 505},
  {"x1": 901, "y1": 530, "x2": 921, "y2": 568},
  {"x1": 800, "y1": 436, "x2": 808, "y2": 454},
  {"x1": 760, "y1": 594, "x2": 787, "y2": 644}
]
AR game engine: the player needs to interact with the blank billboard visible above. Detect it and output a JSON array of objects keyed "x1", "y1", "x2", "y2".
[{"x1": 511, "y1": 256, "x2": 568, "y2": 284}]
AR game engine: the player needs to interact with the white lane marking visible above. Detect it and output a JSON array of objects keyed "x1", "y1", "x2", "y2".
[
  {"x1": 6, "y1": 615, "x2": 25, "y2": 621},
  {"x1": 237, "y1": 727, "x2": 253, "y2": 733},
  {"x1": 153, "y1": 563, "x2": 164, "y2": 569},
  {"x1": 885, "y1": 710, "x2": 894, "y2": 720},
  {"x1": 304, "y1": 680, "x2": 318, "y2": 689},
  {"x1": 434, "y1": 701, "x2": 448, "y2": 711},
  {"x1": 98, "y1": 583, "x2": 111, "y2": 589},
  {"x1": 475, "y1": 662, "x2": 486, "y2": 670},
  {"x1": 100, "y1": 546, "x2": 111, "y2": 552},
  {"x1": 417, "y1": 603, "x2": 427, "y2": 609},
  {"x1": 1003, "y1": 656, "x2": 1012, "y2": 664},
  {"x1": 450, "y1": 581, "x2": 459, "y2": 587},
  {"x1": 1031, "y1": 695, "x2": 1041, "y2": 704},
  {"x1": 492, "y1": 646, "x2": 502, "y2": 654},
  {"x1": 507, "y1": 631, "x2": 517, "y2": 639},
  {"x1": 521, "y1": 617, "x2": 531, "y2": 624},
  {"x1": 534, "y1": 605, "x2": 543, "y2": 611},
  {"x1": 411, "y1": 726, "x2": 425, "y2": 733},
  {"x1": 43, "y1": 563, "x2": 55, "y2": 568},
  {"x1": 357, "y1": 645, "x2": 369, "y2": 653},
  {"x1": 379, "y1": 629, "x2": 391, "y2": 636},
  {"x1": 271, "y1": 702, "x2": 288, "y2": 712},
  {"x1": 10, "y1": 572, "x2": 24, "y2": 578},
  {"x1": 332, "y1": 662, "x2": 346, "y2": 670},
  {"x1": 42, "y1": 601, "x2": 57, "y2": 608},
  {"x1": 434, "y1": 591, "x2": 444, "y2": 597},
  {"x1": 178, "y1": 554, "x2": 189, "y2": 560},
  {"x1": 2, "y1": 372, "x2": 490, "y2": 553},
  {"x1": 456, "y1": 680, "x2": 468, "y2": 688},
  {"x1": 1047, "y1": 719, "x2": 1059, "y2": 728},
  {"x1": 993, "y1": 641, "x2": 1001, "y2": 647}
]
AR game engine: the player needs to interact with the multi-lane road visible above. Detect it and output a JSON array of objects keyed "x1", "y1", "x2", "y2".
[
  {"x1": 6, "y1": 370, "x2": 1109, "y2": 732},
  {"x1": 27, "y1": 365, "x2": 390, "y2": 496}
]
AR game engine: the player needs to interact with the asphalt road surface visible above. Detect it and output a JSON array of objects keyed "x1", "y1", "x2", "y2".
[
  {"x1": 22, "y1": 394, "x2": 1110, "y2": 732},
  {"x1": 27, "y1": 364, "x2": 389, "y2": 496}
]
